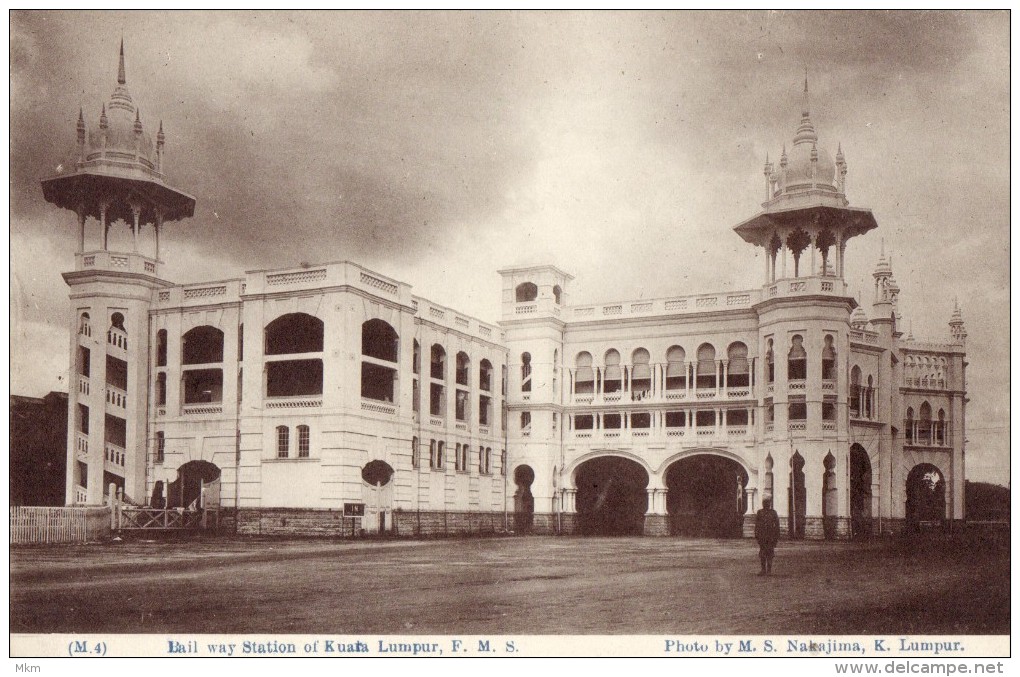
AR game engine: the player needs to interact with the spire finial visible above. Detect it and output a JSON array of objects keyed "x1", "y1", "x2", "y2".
[
  {"x1": 99, "y1": 103, "x2": 108, "y2": 130},
  {"x1": 803, "y1": 68, "x2": 809, "y2": 115},
  {"x1": 118, "y1": 38, "x2": 126, "y2": 85}
]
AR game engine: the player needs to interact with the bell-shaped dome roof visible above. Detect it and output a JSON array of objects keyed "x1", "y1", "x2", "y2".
[
  {"x1": 851, "y1": 305, "x2": 869, "y2": 327},
  {"x1": 84, "y1": 40, "x2": 156, "y2": 168}
]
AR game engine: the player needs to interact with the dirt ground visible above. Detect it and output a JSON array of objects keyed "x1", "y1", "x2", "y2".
[{"x1": 9, "y1": 534, "x2": 1009, "y2": 634}]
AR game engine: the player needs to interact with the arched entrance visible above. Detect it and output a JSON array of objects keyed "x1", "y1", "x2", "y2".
[
  {"x1": 850, "y1": 445, "x2": 873, "y2": 538},
  {"x1": 788, "y1": 452, "x2": 806, "y2": 539},
  {"x1": 575, "y1": 456, "x2": 648, "y2": 535},
  {"x1": 513, "y1": 465, "x2": 535, "y2": 532},
  {"x1": 906, "y1": 463, "x2": 946, "y2": 526},
  {"x1": 166, "y1": 460, "x2": 220, "y2": 509},
  {"x1": 665, "y1": 454, "x2": 748, "y2": 538},
  {"x1": 822, "y1": 452, "x2": 838, "y2": 540},
  {"x1": 362, "y1": 460, "x2": 394, "y2": 534}
]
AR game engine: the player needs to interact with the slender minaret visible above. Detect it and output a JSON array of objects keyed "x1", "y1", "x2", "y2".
[
  {"x1": 949, "y1": 301, "x2": 967, "y2": 345},
  {"x1": 41, "y1": 42, "x2": 196, "y2": 506}
]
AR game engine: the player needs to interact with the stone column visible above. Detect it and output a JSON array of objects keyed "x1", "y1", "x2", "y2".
[
  {"x1": 100, "y1": 202, "x2": 109, "y2": 251},
  {"x1": 76, "y1": 206, "x2": 86, "y2": 253},
  {"x1": 130, "y1": 203, "x2": 141, "y2": 252}
]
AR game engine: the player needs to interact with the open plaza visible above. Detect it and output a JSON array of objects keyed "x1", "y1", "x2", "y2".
[{"x1": 10, "y1": 534, "x2": 1008, "y2": 636}]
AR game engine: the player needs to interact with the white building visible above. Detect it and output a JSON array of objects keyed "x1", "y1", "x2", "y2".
[{"x1": 45, "y1": 49, "x2": 967, "y2": 538}]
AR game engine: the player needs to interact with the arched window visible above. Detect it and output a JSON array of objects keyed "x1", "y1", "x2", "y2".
[
  {"x1": 276, "y1": 426, "x2": 290, "y2": 459},
  {"x1": 156, "y1": 372, "x2": 167, "y2": 406},
  {"x1": 412, "y1": 340, "x2": 421, "y2": 375},
  {"x1": 182, "y1": 326, "x2": 225, "y2": 405},
  {"x1": 430, "y1": 345, "x2": 446, "y2": 417},
  {"x1": 553, "y1": 285, "x2": 562, "y2": 305},
  {"x1": 865, "y1": 375, "x2": 874, "y2": 419},
  {"x1": 264, "y1": 313, "x2": 323, "y2": 355},
  {"x1": 726, "y1": 342, "x2": 749, "y2": 388},
  {"x1": 696, "y1": 343, "x2": 716, "y2": 389},
  {"x1": 919, "y1": 402, "x2": 932, "y2": 445},
  {"x1": 362, "y1": 319, "x2": 398, "y2": 362},
  {"x1": 822, "y1": 335, "x2": 836, "y2": 381},
  {"x1": 265, "y1": 314, "x2": 324, "y2": 398},
  {"x1": 631, "y1": 348, "x2": 651, "y2": 399},
  {"x1": 575, "y1": 352, "x2": 594, "y2": 394},
  {"x1": 79, "y1": 312, "x2": 92, "y2": 337},
  {"x1": 665, "y1": 346, "x2": 686, "y2": 391},
  {"x1": 850, "y1": 366, "x2": 862, "y2": 418},
  {"x1": 456, "y1": 352, "x2": 470, "y2": 386},
  {"x1": 455, "y1": 388, "x2": 470, "y2": 422},
  {"x1": 479, "y1": 359, "x2": 493, "y2": 392},
  {"x1": 604, "y1": 349, "x2": 622, "y2": 393},
  {"x1": 905, "y1": 407, "x2": 915, "y2": 444},
  {"x1": 766, "y1": 339, "x2": 775, "y2": 383},
  {"x1": 110, "y1": 312, "x2": 126, "y2": 332},
  {"x1": 430, "y1": 345, "x2": 446, "y2": 380},
  {"x1": 515, "y1": 282, "x2": 538, "y2": 303},
  {"x1": 520, "y1": 352, "x2": 532, "y2": 392},
  {"x1": 156, "y1": 329, "x2": 167, "y2": 367},
  {"x1": 297, "y1": 425, "x2": 310, "y2": 458},
  {"x1": 520, "y1": 411, "x2": 532, "y2": 433},
  {"x1": 788, "y1": 335, "x2": 807, "y2": 380},
  {"x1": 183, "y1": 326, "x2": 224, "y2": 365},
  {"x1": 155, "y1": 431, "x2": 165, "y2": 464}
]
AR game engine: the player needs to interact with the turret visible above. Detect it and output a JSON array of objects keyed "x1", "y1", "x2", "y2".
[
  {"x1": 76, "y1": 108, "x2": 86, "y2": 163},
  {"x1": 949, "y1": 301, "x2": 967, "y2": 345}
]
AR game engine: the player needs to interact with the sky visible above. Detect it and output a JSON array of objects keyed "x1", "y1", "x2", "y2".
[{"x1": 9, "y1": 10, "x2": 1010, "y2": 484}]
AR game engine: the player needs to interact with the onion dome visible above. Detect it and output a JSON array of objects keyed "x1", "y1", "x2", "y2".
[{"x1": 86, "y1": 40, "x2": 155, "y2": 165}]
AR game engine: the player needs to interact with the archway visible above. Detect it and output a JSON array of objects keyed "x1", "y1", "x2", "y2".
[
  {"x1": 362, "y1": 460, "x2": 394, "y2": 534},
  {"x1": 167, "y1": 460, "x2": 220, "y2": 509},
  {"x1": 665, "y1": 454, "x2": 748, "y2": 537},
  {"x1": 575, "y1": 456, "x2": 649, "y2": 535},
  {"x1": 850, "y1": 444, "x2": 873, "y2": 538},
  {"x1": 513, "y1": 465, "x2": 535, "y2": 532},
  {"x1": 906, "y1": 463, "x2": 946, "y2": 526}
]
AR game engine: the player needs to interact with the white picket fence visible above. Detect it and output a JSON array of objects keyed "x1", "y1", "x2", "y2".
[{"x1": 10, "y1": 506, "x2": 111, "y2": 544}]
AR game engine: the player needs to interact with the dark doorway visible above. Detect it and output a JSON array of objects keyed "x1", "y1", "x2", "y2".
[
  {"x1": 167, "y1": 460, "x2": 220, "y2": 509},
  {"x1": 574, "y1": 456, "x2": 648, "y2": 536},
  {"x1": 665, "y1": 455, "x2": 748, "y2": 537},
  {"x1": 850, "y1": 445, "x2": 873, "y2": 538},
  {"x1": 513, "y1": 465, "x2": 535, "y2": 532},
  {"x1": 788, "y1": 452, "x2": 806, "y2": 539},
  {"x1": 906, "y1": 463, "x2": 946, "y2": 526}
]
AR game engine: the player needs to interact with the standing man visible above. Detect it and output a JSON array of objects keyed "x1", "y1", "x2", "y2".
[{"x1": 755, "y1": 497, "x2": 780, "y2": 575}]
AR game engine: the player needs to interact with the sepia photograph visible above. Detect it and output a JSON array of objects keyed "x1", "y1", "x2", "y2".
[{"x1": 8, "y1": 9, "x2": 1010, "y2": 664}]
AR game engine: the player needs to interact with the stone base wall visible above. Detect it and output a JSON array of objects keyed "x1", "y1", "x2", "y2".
[
  {"x1": 237, "y1": 508, "x2": 509, "y2": 538},
  {"x1": 744, "y1": 514, "x2": 853, "y2": 541},
  {"x1": 643, "y1": 514, "x2": 670, "y2": 536}
]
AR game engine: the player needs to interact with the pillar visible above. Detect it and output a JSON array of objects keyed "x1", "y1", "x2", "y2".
[
  {"x1": 155, "y1": 211, "x2": 163, "y2": 261},
  {"x1": 100, "y1": 202, "x2": 109, "y2": 251},
  {"x1": 76, "y1": 207, "x2": 86, "y2": 253},
  {"x1": 131, "y1": 204, "x2": 141, "y2": 252},
  {"x1": 810, "y1": 233, "x2": 817, "y2": 276},
  {"x1": 721, "y1": 359, "x2": 729, "y2": 393}
]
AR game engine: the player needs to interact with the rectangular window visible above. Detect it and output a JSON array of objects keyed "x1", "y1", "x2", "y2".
[
  {"x1": 266, "y1": 359, "x2": 323, "y2": 397},
  {"x1": 277, "y1": 426, "x2": 289, "y2": 458},
  {"x1": 479, "y1": 395, "x2": 491, "y2": 426},
  {"x1": 631, "y1": 412, "x2": 651, "y2": 428},
  {"x1": 361, "y1": 362, "x2": 396, "y2": 402},
  {"x1": 789, "y1": 400, "x2": 807, "y2": 421},
  {"x1": 429, "y1": 439, "x2": 437, "y2": 469},
  {"x1": 156, "y1": 372, "x2": 167, "y2": 406},
  {"x1": 727, "y1": 409, "x2": 749, "y2": 426},
  {"x1": 455, "y1": 443, "x2": 463, "y2": 471},
  {"x1": 552, "y1": 412, "x2": 558, "y2": 431},
  {"x1": 575, "y1": 414, "x2": 594, "y2": 430},
  {"x1": 412, "y1": 379, "x2": 420, "y2": 413},
  {"x1": 298, "y1": 425, "x2": 310, "y2": 458},
  {"x1": 430, "y1": 384, "x2": 445, "y2": 417},
  {"x1": 695, "y1": 410, "x2": 715, "y2": 427},
  {"x1": 184, "y1": 368, "x2": 224, "y2": 404},
  {"x1": 78, "y1": 346, "x2": 91, "y2": 377},
  {"x1": 436, "y1": 441, "x2": 445, "y2": 470},
  {"x1": 455, "y1": 389, "x2": 469, "y2": 421},
  {"x1": 411, "y1": 437, "x2": 420, "y2": 468},
  {"x1": 155, "y1": 431, "x2": 165, "y2": 463},
  {"x1": 78, "y1": 404, "x2": 89, "y2": 434},
  {"x1": 665, "y1": 411, "x2": 685, "y2": 428},
  {"x1": 604, "y1": 413, "x2": 622, "y2": 429},
  {"x1": 822, "y1": 402, "x2": 837, "y2": 421}
]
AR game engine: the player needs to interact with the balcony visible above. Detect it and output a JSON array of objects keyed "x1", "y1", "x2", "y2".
[
  {"x1": 182, "y1": 403, "x2": 225, "y2": 415},
  {"x1": 78, "y1": 375, "x2": 90, "y2": 396},
  {"x1": 104, "y1": 442, "x2": 126, "y2": 473},
  {"x1": 570, "y1": 426, "x2": 754, "y2": 444},
  {"x1": 76, "y1": 250, "x2": 159, "y2": 276},
  {"x1": 569, "y1": 385, "x2": 755, "y2": 406},
  {"x1": 106, "y1": 384, "x2": 128, "y2": 411},
  {"x1": 361, "y1": 400, "x2": 396, "y2": 416},
  {"x1": 74, "y1": 485, "x2": 88, "y2": 505},
  {"x1": 75, "y1": 432, "x2": 89, "y2": 462}
]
